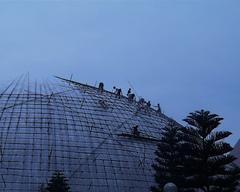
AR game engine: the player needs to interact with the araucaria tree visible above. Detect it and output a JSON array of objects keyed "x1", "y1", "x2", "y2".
[
  {"x1": 151, "y1": 121, "x2": 185, "y2": 192},
  {"x1": 46, "y1": 171, "x2": 70, "y2": 192},
  {"x1": 181, "y1": 110, "x2": 239, "y2": 192}
]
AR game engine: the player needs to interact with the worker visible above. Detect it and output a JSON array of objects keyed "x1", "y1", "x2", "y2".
[
  {"x1": 137, "y1": 98, "x2": 146, "y2": 110},
  {"x1": 147, "y1": 101, "x2": 151, "y2": 108},
  {"x1": 157, "y1": 104, "x2": 161, "y2": 113},
  {"x1": 138, "y1": 98, "x2": 145, "y2": 104},
  {"x1": 98, "y1": 82, "x2": 104, "y2": 93},
  {"x1": 132, "y1": 125, "x2": 140, "y2": 137},
  {"x1": 116, "y1": 88, "x2": 122, "y2": 98},
  {"x1": 127, "y1": 88, "x2": 131, "y2": 96},
  {"x1": 128, "y1": 93, "x2": 135, "y2": 102}
]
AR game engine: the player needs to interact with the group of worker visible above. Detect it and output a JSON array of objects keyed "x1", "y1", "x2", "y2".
[{"x1": 98, "y1": 82, "x2": 161, "y2": 113}]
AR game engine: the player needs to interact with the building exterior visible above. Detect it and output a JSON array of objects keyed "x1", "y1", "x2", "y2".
[{"x1": 0, "y1": 77, "x2": 173, "y2": 192}]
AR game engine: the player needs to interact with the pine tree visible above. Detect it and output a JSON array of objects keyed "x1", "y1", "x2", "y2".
[
  {"x1": 181, "y1": 109, "x2": 239, "y2": 192},
  {"x1": 151, "y1": 121, "x2": 185, "y2": 192},
  {"x1": 224, "y1": 163, "x2": 240, "y2": 192},
  {"x1": 46, "y1": 171, "x2": 70, "y2": 192}
]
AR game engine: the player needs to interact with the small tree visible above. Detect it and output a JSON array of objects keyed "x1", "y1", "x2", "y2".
[
  {"x1": 181, "y1": 110, "x2": 239, "y2": 192},
  {"x1": 151, "y1": 121, "x2": 185, "y2": 192},
  {"x1": 46, "y1": 171, "x2": 70, "y2": 192}
]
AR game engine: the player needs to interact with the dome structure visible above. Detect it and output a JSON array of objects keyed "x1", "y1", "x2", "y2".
[{"x1": 0, "y1": 76, "x2": 176, "y2": 192}]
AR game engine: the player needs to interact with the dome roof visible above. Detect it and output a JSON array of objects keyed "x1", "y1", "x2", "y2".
[{"x1": 0, "y1": 76, "x2": 174, "y2": 192}]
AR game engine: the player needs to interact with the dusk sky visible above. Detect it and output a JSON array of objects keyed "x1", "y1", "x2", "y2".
[{"x1": 0, "y1": 1, "x2": 239, "y2": 145}]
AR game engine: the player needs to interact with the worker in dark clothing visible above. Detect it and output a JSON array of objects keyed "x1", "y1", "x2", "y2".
[
  {"x1": 128, "y1": 93, "x2": 135, "y2": 102},
  {"x1": 139, "y1": 98, "x2": 145, "y2": 104},
  {"x1": 147, "y1": 101, "x2": 151, "y2": 108},
  {"x1": 98, "y1": 82, "x2": 104, "y2": 93},
  {"x1": 116, "y1": 88, "x2": 122, "y2": 98},
  {"x1": 132, "y1": 125, "x2": 140, "y2": 137},
  {"x1": 157, "y1": 104, "x2": 161, "y2": 113},
  {"x1": 127, "y1": 88, "x2": 131, "y2": 96},
  {"x1": 113, "y1": 86, "x2": 119, "y2": 94},
  {"x1": 137, "y1": 98, "x2": 146, "y2": 110}
]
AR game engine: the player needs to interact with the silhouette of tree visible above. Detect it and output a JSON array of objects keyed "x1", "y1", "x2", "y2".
[
  {"x1": 46, "y1": 171, "x2": 70, "y2": 192},
  {"x1": 151, "y1": 121, "x2": 186, "y2": 192},
  {"x1": 181, "y1": 109, "x2": 239, "y2": 192}
]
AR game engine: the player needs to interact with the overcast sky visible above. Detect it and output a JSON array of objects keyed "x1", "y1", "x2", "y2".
[{"x1": 0, "y1": 0, "x2": 239, "y2": 145}]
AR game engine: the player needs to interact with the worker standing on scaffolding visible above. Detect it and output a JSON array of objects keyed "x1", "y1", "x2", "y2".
[
  {"x1": 132, "y1": 125, "x2": 140, "y2": 137},
  {"x1": 127, "y1": 88, "x2": 131, "y2": 96},
  {"x1": 128, "y1": 93, "x2": 135, "y2": 102},
  {"x1": 98, "y1": 82, "x2": 104, "y2": 93},
  {"x1": 113, "y1": 86, "x2": 122, "y2": 98},
  {"x1": 157, "y1": 104, "x2": 161, "y2": 113},
  {"x1": 116, "y1": 88, "x2": 122, "y2": 98},
  {"x1": 147, "y1": 101, "x2": 151, "y2": 108}
]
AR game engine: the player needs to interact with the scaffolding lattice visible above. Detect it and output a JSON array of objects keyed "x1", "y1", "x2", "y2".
[{"x1": 0, "y1": 76, "x2": 171, "y2": 192}]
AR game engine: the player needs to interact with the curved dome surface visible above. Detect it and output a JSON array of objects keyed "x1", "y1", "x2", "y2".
[{"x1": 0, "y1": 77, "x2": 173, "y2": 192}]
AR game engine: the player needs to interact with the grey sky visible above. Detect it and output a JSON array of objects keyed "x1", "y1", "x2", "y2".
[{"x1": 0, "y1": 0, "x2": 239, "y2": 145}]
